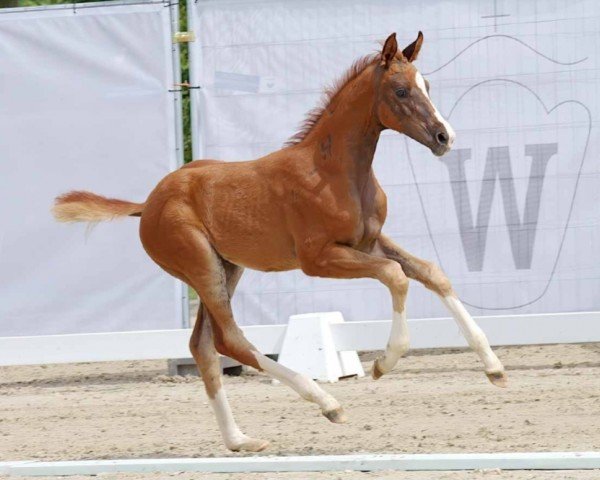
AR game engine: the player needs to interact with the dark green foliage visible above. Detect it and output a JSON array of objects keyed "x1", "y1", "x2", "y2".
[{"x1": 178, "y1": 0, "x2": 192, "y2": 163}]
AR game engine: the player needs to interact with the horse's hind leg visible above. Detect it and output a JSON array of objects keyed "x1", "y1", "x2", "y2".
[
  {"x1": 204, "y1": 274, "x2": 347, "y2": 424},
  {"x1": 212, "y1": 323, "x2": 346, "y2": 424},
  {"x1": 377, "y1": 234, "x2": 507, "y2": 387},
  {"x1": 189, "y1": 302, "x2": 269, "y2": 452},
  {"x1": 186, "y1": 242, "x2": 269, "y2": 452},
  {"x1": 184, "y1": 233, "x2": 345, "y2": 448}
]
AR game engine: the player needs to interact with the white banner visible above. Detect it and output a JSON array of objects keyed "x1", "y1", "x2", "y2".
[
  {"x1": 0, "y1": 1, "x2": 184, "y2": 336},
  {"x1": 189, "y1": 0, "x2": 600, "y2": 325}
]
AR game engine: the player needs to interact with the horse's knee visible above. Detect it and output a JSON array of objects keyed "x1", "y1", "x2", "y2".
[
  {"x1": 382, "y1": 262, "x2": 409, "y2": 296},
  {"x1": 425, "y1": 262, "x2": 453, "y2": 296},
  {"x1": 393, "y1": 274, "x2": 409, "y2": 297}
]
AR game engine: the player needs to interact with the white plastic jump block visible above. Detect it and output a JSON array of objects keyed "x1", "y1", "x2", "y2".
[{"x1": 277, "y1": 312, "x2": 364, "y2": 382}]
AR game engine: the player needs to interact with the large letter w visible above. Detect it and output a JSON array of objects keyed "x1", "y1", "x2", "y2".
[{"x1": 439, "y1": 144, "x2": 557, "y2": 271}]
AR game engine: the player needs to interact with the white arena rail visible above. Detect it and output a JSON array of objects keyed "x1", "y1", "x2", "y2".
[
  {"x1": 3, "y1": 452, "x2": 600, "y2": 476},
  {"x1": 1, "y1": 311, "x2": 598, "y2": 375}
]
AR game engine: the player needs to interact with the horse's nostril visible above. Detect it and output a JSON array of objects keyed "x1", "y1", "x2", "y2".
[{"x1": 436, "y1": 131, "x2": 449, "y2": 145}]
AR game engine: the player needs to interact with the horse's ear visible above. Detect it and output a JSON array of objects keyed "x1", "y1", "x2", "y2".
[
  {"x1": 402, "y1": 31, "x2": 424, "y2": 62},
  {"x1": 381, "y1": 33, "x2": 398, "y2": 68}
]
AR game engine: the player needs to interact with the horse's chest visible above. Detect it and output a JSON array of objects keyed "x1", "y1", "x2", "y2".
[
  {"x1": 295, "y1": 172, "x2": 387, "y2": 250},
  {"x1": 331, "y1": 191, "x2": 385, "y2": 250},
  {"x1": 356, "y1": 202, "x2": 385, "y2": 249}
]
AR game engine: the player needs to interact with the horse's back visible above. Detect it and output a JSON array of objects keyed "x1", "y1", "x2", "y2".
[
  {"x1": 181, "y1": 159, "x2": 223, "y2": 170},
  {"x1": 142, "y1": 154, "x2": 300, "y2": 272}
]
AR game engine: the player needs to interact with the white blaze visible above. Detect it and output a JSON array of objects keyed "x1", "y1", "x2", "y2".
[{"x1": 415, "y1": 71, "x2": 456, "y2": 145}]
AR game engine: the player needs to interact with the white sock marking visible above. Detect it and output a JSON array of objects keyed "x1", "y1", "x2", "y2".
[
  {"x1": 378, "y1": 309, "x2": 410, "y2": 374},
  {"x1": 209, "y1": 388, "x2": 248, "y2": 448},
  {"x1": 252, "y1": 351, "x2": 339, "y2": 412},
  {"x1": 441, "y1": 295, "x2": 503, "y2": 373}
]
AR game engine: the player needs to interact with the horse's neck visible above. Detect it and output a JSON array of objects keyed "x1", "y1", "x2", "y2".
[{"x1": 304, "y1": 69, "x2": 382, "y2": 187}]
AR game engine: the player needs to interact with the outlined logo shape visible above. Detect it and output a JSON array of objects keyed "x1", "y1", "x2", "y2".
[{"x1": 406, "y1": 36, "x2": 591, "y2": 311}]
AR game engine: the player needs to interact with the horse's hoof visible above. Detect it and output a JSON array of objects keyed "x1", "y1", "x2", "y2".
[
  {"x1": 323, "y1": 406, "x2": 347, "y2": 424},
  {"x1": 228, "y1": 436, "x2": 270, "y2": 452},
  {"x1": 486, "y1": 370, "x2": 508, "y2": 388},
  {"x1": 371, "y1": 358, "x2": 384, "y2": 380}
]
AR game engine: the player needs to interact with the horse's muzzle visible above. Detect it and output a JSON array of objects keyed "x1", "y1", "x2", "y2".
[{"x1": 431, "y1": 125, "x2": 455, "y2": 156}]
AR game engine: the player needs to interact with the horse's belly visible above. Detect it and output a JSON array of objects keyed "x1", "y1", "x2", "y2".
[
  {"x1": 193, "y1": 167, "x2": 299, "y2": 271},
  {"x1": 211, "y1": 231, "x2": 298, "y2": 272},
  {"x1": 214, "y1": 237, "x2": 299, "y2": 272}
]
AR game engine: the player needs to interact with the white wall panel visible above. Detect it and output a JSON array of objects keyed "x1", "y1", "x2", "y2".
[
  {"x1": 0, "y1": 1, "x2": 184, "y2": 336},
  {"x1": 189, "y1": 0, "x2": 600, "y2": 327}
]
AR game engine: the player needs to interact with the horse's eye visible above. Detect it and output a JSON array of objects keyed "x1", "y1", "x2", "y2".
[{"x1": 395, "y1": 88, "x2": 408, "y2": 98}]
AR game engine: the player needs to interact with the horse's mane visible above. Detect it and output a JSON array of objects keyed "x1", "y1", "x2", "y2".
[{"x1": 284, "y1": 52, "x2": 380, "y2": 147}]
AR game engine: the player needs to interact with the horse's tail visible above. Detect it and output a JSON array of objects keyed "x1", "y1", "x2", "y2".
[{"x1": 52, "y1": 191, "x2": 145, "y2": 223}]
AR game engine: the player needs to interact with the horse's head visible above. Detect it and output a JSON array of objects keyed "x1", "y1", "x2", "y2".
[{"x1": 375, "y1": 32, "x2": 455, "y2": 157}]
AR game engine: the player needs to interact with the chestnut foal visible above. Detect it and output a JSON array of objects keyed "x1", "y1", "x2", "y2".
[{"x1": 54, "y1": 32, "x2": 506, "y2": 452}]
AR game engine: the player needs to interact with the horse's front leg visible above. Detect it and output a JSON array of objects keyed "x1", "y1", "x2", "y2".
[
  {"x1": 299, "y1": 243, "x2": 410, "y2": 380},
  {"x1": 377, "y1": 234, "x2": 507, "y2": 387}
]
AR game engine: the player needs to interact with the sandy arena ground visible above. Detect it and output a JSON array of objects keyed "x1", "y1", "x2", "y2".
[{"x1": 1, "y1": 343, "x2": 599, "y2": 480}]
